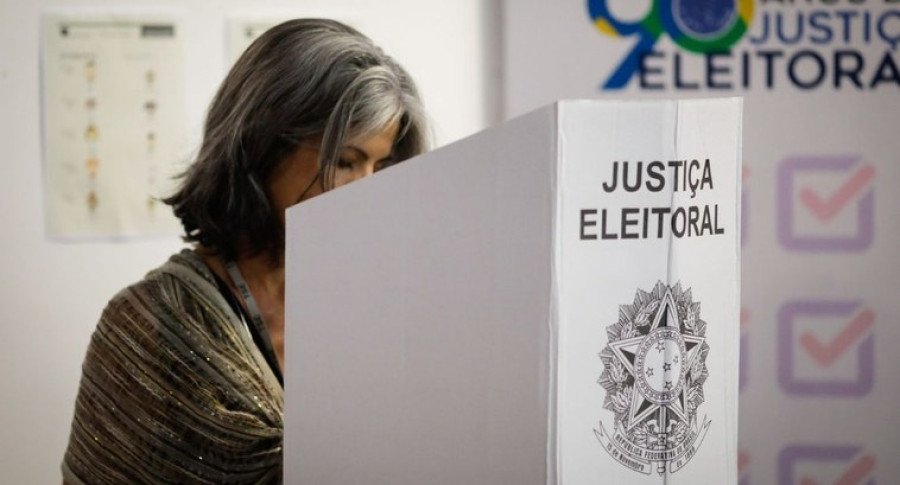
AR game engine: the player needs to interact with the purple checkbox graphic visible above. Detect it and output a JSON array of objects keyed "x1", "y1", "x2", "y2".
[
  {"x1": 778, "y1": 300, "x2": 874, "y2": 397},
  {"x1": 739, "y1": 450, "x2": 750, "y2": 485},
  {"x1": 779, "y1": 444, "x2": 876, "y2": 485},
  {"x1": 777, "y1": 155, "x2": 875, "y2": 252}
]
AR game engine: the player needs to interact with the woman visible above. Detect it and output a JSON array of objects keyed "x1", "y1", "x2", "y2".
[{"x1": 62, "y1": 19, "x2": 428, "y2": 484}]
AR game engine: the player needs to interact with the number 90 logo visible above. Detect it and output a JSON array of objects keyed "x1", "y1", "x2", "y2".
[{"x1": 588, "y1": 0, "x2": 755, "y2": 88}]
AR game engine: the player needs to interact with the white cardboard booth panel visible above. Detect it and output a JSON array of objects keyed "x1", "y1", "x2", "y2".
[{"x1": 286, "y1": 99, "x2": 742, "y2": 484}]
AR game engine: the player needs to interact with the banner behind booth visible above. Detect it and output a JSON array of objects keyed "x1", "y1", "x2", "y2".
[{"x1": 503, "y1": 1, "x2": 899, "y2": 484}]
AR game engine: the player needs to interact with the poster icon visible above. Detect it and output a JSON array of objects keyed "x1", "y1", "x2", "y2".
[
  {"x1": 777, "y1": 155, "x2": 875, "y2": 252},
  {"x1": 595, "y1": 282, "x2": 711, "y2": 475},
  {"x1": 778, "y1": 300, "x2": 875, "y2": 397},
  {"x1": 778, "y1": 444, "x2": 875, "y2": 485}
]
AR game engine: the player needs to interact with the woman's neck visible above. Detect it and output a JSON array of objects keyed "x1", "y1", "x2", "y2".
[
  {"x1": 197, "y1": 246, "x2": 285, "y2": 302},
  {"x1": 233, "y1": 251, "x2": 285, "y2": 300},
  {"x1": 197, "y1": 245, "x2": 286, "y2": 371}
]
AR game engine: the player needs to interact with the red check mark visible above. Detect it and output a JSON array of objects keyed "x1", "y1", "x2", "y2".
[
  {"x1": 799, "y1": 309, "x2": 874, "y2": 367},
  {"x1": 738, "y1": 450, "x2": 749, "y2": 473},
  {"x1": 799, "y1": 165, "x2": 875, "y2": 222},
  {"x1": 799, "y1": 453, "x2": 876, "y2": 485}
]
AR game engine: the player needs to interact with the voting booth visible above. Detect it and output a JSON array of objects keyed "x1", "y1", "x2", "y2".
[{"x1": 285, "y1": 99, "x2": 742, "y2": 484}]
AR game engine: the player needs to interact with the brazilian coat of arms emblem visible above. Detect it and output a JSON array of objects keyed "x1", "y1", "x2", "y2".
[{"x1": 595, "y1": 281, "x2": 712, "y2": 475}]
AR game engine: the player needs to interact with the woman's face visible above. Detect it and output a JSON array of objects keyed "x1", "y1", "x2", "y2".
[{"x1": 269, "y1": 121, "x2": 400, "y2": 222}]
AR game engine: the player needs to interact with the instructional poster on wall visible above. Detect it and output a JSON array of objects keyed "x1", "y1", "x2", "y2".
[
  {"x1": 42, "y1": 12, "x2": 186, "y2": 239},
  {"x1": 226, "y1": 17, "x2": 279, "y2": 64},
  {"x1": 226, "y1": 13, "x2": 365, "y2": 65}
]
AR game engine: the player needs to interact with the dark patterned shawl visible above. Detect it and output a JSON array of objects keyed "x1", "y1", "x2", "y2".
[{"x1": 62, "y1": 250, "x2": 283, "y2": 484}]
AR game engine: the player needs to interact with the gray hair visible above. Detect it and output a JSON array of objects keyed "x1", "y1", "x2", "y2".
[{"x1": 164, "y1": 18, "x2": 429, "y2": 260}]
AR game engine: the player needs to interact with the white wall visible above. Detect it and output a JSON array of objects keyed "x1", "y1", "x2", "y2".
[{"x1": 0, "y1": 0, "x2": 499, "y2": 481}]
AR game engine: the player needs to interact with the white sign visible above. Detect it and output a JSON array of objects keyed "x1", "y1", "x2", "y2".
[{"x1": 556, "y1": 100, "x2": 741, "y2": 483}]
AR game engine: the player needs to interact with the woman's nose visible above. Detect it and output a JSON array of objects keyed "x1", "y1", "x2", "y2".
[{"x1": 356, "y1": 162, "x2": 376, "y2": 180}]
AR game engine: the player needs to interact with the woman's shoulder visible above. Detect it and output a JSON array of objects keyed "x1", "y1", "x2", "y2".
[
  {"x1": 102, "y1": 249, "x2": 223, "y2": 320},
  {"x1": 65, "y1": 249, "x2": 283, "y2": 484},
  {"x1": 114, "y1": 248, "x2": 214, "y2": 293},
  {"x1": 90, "y1": 249, "x2": 246, "y2": 362},
  {"x1": 87, "y1": 248, "x2": 282, "y2": 408}
]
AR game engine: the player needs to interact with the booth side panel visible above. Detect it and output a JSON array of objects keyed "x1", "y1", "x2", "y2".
[{"x1": 285, "y1": 106, "x2": 558, "y2": 484}]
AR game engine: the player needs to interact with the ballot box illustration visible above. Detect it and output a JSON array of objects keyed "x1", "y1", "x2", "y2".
[{"x1": 285, "y1": 99, "x2": 742, "y2": 484}]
